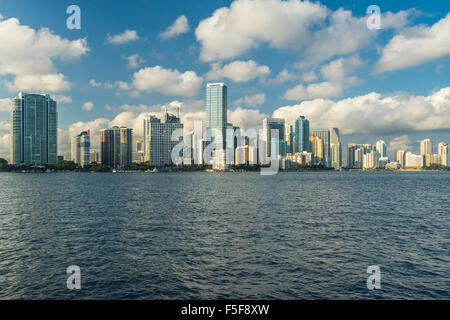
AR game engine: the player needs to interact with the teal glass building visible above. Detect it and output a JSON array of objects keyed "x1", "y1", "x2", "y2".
[
  {"x1": 295, "y1": 116, "x2": 310, "y2": 153},
  {"x1": 206, "y1": 83, "x2": 227, "y2": 150},
  {"x1": 10, "y1": 92, "x2": 57, "y2": 166}
]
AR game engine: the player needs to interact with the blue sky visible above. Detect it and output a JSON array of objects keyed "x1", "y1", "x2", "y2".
[{"x1": 0, "y1": 0, "x2": 449, "y2": 160}]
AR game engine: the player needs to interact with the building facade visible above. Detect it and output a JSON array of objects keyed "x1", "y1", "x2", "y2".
[
  {"x1": 100, "y1": 126, "x2": 133, "y2": 169},
  {"x1": 10, "y1": 92, "x2": 57, "y2": 166},
  {"x1": 71, "y1": 130, "x2": 90, "y2": 167},
  {"x1": 295, "y1": 116, "x2": 310, "y2": 153},
  {"x1": 438, "y1": 142, "x2": 448, "y2": 167},
  {"x1": 263, "y1": 118, "x2": 285, "y2": 158},
  {"x1": 206, "y1": 83, "x2": 227, "y2": 150}
]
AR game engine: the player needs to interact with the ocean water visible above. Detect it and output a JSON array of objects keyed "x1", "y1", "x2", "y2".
[{"x1": 0, "y1": 171, "x2": 448, "y2": 300}]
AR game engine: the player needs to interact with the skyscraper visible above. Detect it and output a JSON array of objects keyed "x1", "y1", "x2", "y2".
[
  {"x1": 312, "y1": 129, "x2": 331, "y2": 167},
  {"x1": 438, "y1": 142, "x2": 448, "y2": 167},
  {"x1": 285, "y1": 125, "x2": 295, "y2": 154},
  {"x1": 330, "y1": 128, "x2": 342, "y2": 169},
  {"x1": 101, "y1": 126, "x2": 133, "y2": 169},
  {"x1": 144, "y1": 112, "x2": 183, "y2": 167},
  {"x1": 310, "y1": 135, "x2": 324, "y2": 165},
  {"x1": 71, "y1": 130, "x2": 90, "y2": 167},
  {"x1": 376, "y1": 140, "x2": 387, "y2": 158},
  {"x1": 263, "y1": 118, "x2": 285, "y2": 158},
  {"x1": 206, "y1": 83, "x2": 227, "y2": 150},
  {"x1": 396, "y1": 150, "x2": 406, "y2": 168},
  {"x1": 10, "y1": 92, "x2": 57, "y2": 165},
  {"x1": 420, "y1": 139, "x2": 433, "y2": 155},
  {"x1": 295, "y1": 116, "x2": 310, "y2": 153}
]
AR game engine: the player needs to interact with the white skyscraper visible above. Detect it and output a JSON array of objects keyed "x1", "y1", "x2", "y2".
[
  {"x1": 376, "y1": 140, "x2": 387, "y2": 158},
  {"x1": 438, "y1": 142, "x2": 448, "y2": 167},
  {"x1": 71, "y1": 130, "x2": 91, "y2": 167},
  {"x1": 330, "y1": 128, "x2": 342, "y2": 169}
]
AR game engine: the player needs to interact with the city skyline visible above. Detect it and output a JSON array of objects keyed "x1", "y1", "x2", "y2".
[{"x1": 0, "y1": 0, "x2": 450, "y2": 161}]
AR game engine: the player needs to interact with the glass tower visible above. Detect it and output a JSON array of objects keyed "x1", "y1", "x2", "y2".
[
  {"x1": 263, "y1": 118, "x2": 285, "y2": 157},
  {"x1": 10, "y1": 92, "x2": 57, "y2": 166},
  {"x1": 71, "y1": 130, "x2": 91, "y2": 167},
  {"x1": 206, "y1": 83, "x2": 227, "y2": 150},
  {"x1": 295, "y1": 116, "x2": 310, "y2": 153},
  {"x1": 101, "y1": 126, "x2": 133, "y2": 169}
]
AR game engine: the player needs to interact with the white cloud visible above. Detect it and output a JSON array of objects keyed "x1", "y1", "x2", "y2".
[
  {"x1": 375, "y1": 13, "x2": 450, "y2": 73},
  {"x1": 0, "y1": 98, "x2": 10, "y2": 112},
  {"x1": 82, "y1": 101, "x2": 94, "y2": 111},
  {"x1": 228, "y1": 107, "x2": 269, "y2": 131},
  {"x1": 6, "y1": 73, "x2": 71, "y2": 92},
  {"x1": 125, "y1": 53, "x2": 143, "y2": 69},
  {"x1": 0, "y1": 17, "x2": 88, "y2": 92},
  {"x1": 160, "y1": 15, "x2": 190, "y2": 39},
  {"x1": 132, "y1": 66, "x2": 203, "y2": 97},
  {"x1": 106, "y1": 29, "x2": 139, "y2": 45},
  {"x1": 283, "y1": 82, "x2": 343, "y2": 100},
  {"x1": 274, "y1": 87, "x2": 450, "y2": 135},
  {"x1": 195, "y1": 0, "x2": 327, "y2": 61},
  {"x1": 53, "y1": 95, "x2": 72, "y2": 104},
  {"x1": 388, "y1": 135, "x2": 412, "y2": 152},
  {"x1": 206, "y1": 60, "x2": 270, "y2": 83},
  {"x1": 302, "y1": 71, "x2": 318, "y2": 83},
  {"x1": 89, "y1": 79, "x2": 102, "y2": 87},
  {"x1": 233, "y1": 93, "x2": 265, "y2": 107}
]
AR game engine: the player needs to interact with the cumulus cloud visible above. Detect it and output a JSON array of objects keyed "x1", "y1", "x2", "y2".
[
  {"x1": 283, "y1": 82, "x2": 343, "y2": 100},
  {"x1": 233, "y1": 93, "x2": 266, "y2": 107},
  {"x1": 0, "y1": 17, "x2": 88, "y2": 92},
  {"x1": 274, "y1": 87, "x2": 450, "y2": 135},
  {"x1": 53, "y1": 95, "x2": 72, "y2": 104},
  {"x1": 125, "y1": 53, "x2": 143, "y2": 69},
  {"x1": 106, "y1": 29, "x2": 139, "y2": 44},
  {"x1": 0, "y1": 98, "x2": 10, "y2": 112},
  {"x1": 206, "y1": 60, "x2": 270, "y2": 83},
  {"x1": 375, "y1": 13, "x2": 450, "y2": 73},
  {"x1": 388, "y1": 135, "x2": 412, "y2": 152},
  {"x1": 132, "y1": 66, "x2": 203, "y2": 97},
  {"x1": 195, "y1": 0, "x2": 327, "y2": 61},
  {"x1": 160, "y1": 15, "x2": 190, "y2": 39},
  {"x1": 82, "y1": 101, "x2": 94, "y2": 111}
]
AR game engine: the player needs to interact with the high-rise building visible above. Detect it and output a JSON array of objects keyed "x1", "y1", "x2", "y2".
[
  {"x1": 263, "y1": 118, "x2": 285, "y2": 158},
  {"x1": 438, "y1": 142, "x2": 448, "y2": 167},
  {"x1": 330, "y1": 128, "x2": 342, "y2": 169},
  {"x1": 90, "y1": 150, "x2": 99, "y2": 163},
  {"x1": 295, "y1": 116, "x2": 310, "y2": 153},
  {"x1": 144, "y1": 112, "x2": 183, "y2": 167},
  {"x1": 363, "y1": 149, "x2": 380, "y2": 169},
  {"x1": 100, "y1": 126, "x2": 133, "y2": 169},
  {"x1": 10, "y1": 92, "x2": 57, "y2": 165},
  {"x1": 285, "y1": 125, "x2": 295, "y2": 154},
  {"x1": 206, "y1": 83, "x2": 227, "y2": 150},
  {"x1": 310, "y1": 135, "x2": 324, "y2": 165},
  {"x1": 71, "y1": 130, "x2": 90, "y2": 167},
  {"x1": 376, "y1": 140, "x2": 387, "y2": 158},
  {"x1": 396, "y1": 150, "x2": 406, "y2": 168},
  {"x1": 405, "y1": 152, "x2": 424, "y2": 168},
  {"x1": 420, "y1": 139, "x2": 433, "y2": 156},
  {"x1": 312, "y1": 129, "x2": 330, "y2": 167},
  {"x1": 347, "y1": 143, "x2": 357, "y2": 169},
  {"x1": 136, "y1": 139, "x2": 144, "y2": 153},
  {"x1": 226, "y1": 122, "x2": 239, "y2": 164}
]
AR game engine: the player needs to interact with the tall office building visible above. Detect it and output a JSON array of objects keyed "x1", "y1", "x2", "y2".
[
  {"x1": 285, "y1": 125, "x2": 295, "y2": 154},
  {"x1": 376, "y1": 140, "x2": 387, "y2": 158},
  {"x1": 438, "y1": 142, "x2": 448, "y2": 167},
  {"x1": 101, "y1": 126, "x2": 133, "y2": 169},
  {"x1": 310, "y1": 135, "x2": 324, "y2": 165},
  {"x1": 10, "y1": 92, "x2": 57, "y2": 165},
  {"x1": 206, "y1": 83, "x2": 227, "y2": 150},
  {"x1": 263, "y1": 118, "x2": 285, "y2": 158},
  {"x1": 71, "y1": 130, "x2": 90, "y2": 167},
  {"x1": 396, "y1": 150, "x2": 406, "y2": 168},
  {"x1": 313, "y1": 129, "x2": 331, "y2": 167},
  {"x1": 347, "y1": 143, "x2": 357, "y2": 169},
  {"x1": 90, "y1": 150, "x2": 99, "y2": 163},
  {"x1": 330, "y1": 128, "x2": 342, "y2": 169},
  {"x1": 295, "y1": 116, "x2": 310, "y2": 153},
  {"x1": 144, "y1": 112, "x2": 183, "y2": 167},
  {"x1": 420, "y1": 139, "x2": 433, "y2": 155},
  {"x1": 226, "y1": 122, "x2": 239, "y2": 164}
]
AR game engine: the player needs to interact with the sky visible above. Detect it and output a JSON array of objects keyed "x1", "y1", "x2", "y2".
[{"x1": 0, "y1": 0, "x2": 449, "y2": 162}]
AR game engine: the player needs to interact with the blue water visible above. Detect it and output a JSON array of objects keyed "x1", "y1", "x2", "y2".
[{"x1": 0, "y1": 171, "x2": 448, "y2": 299}]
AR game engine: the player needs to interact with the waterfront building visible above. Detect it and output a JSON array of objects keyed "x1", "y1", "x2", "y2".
[
  {"x1": 90, "y1": 150, "x2": 99, "y2": 163},
  {"x1": 363, "y1": 149, "x2": 380, "y2": 169},
  {"x1": 405, "y1": 152, "x2": 424, "y2": 168},
  {"x1": 396, "y1": 150, "x2": 406, "y2": 168},
  {"x1": 313, "y1": 129, "x2": 330, "y2": 167},
  {"x1": 101, "y1": 126, "x2": 133, "y2": 169},
  {"x1": 226, "y1": 122, "x2": 239, "y2": 165},
  {"x1": 376, "y1": 140, "x2": 387, "y2": 158},
  {"x1": 420, "y1": 139, "x2": 432, "y2": 156},
  {"x1": 206, "y1": 83, "x2": 227, "y2": 151},
  {"x1": 10, "y1": 92, "x2": 57, "y2": 165},
  {"x1": 330, "y1": 128, "x2": 342, "y2": 169},
  {"x1": 438, "y1": 142, "x2": 448, "y2": 167},
  {"x1": 71, "y1": 130, "x2": 90, "y2": 167},
  {"x1": 285, "y1": 125, "x2": 295, "y2": 154},
  {"x1": 263, "y1": 118, "x2": 285, "y2": 158},
  {"x1": 295, "y1": 116, "x2": 310, "y2": 153},
  {"x1": 310, "y1": 135, "x2": 324, "y2": 165},
  {"x1": 143, "y1": 112, "x2": 183, "y2": 167}
]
